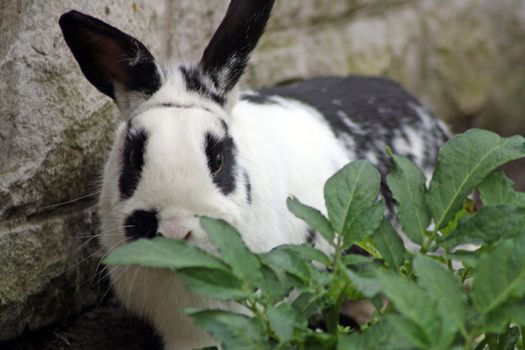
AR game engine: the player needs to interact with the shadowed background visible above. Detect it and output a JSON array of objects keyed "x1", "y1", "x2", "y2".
[{"x1": 1, "y1": 0, "x2": 524, "y2": 348}]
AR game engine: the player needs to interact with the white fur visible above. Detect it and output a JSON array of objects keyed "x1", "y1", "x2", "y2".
[{"x1": 99, "y1": 68, "x2": 349, "y2": 349}]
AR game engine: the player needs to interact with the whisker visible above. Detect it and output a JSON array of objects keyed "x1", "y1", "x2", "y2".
[
  {"x1": 93, "y1": 237, "x2": 128, "y2": 279},
  {"x1": 72, "y1": 226, "x2": 131, "y2": 256},
  {"x1": 51, "y1": 245, "x2": 106, "y2": 280},
  {"x1": 96, "y1": 265, "x2": 125, "y2": 308},
  {"x1": 127, "y1": 266, "x2": 140, "y2": 307},
  {"x1": 33, "y1": 190, "x2": 101, "y2": 213}
]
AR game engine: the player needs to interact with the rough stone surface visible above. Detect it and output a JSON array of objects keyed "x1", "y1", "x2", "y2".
[
  {"x1": 1, "y1": 0, "x2": 525, "y2": 344},
  {"x1": 0, "y1": 0, "x2": 166, "y2": 222},
  {"x1": 0, "y1": 0, "x2": 166, "y2": 340},
  {"x1": 0, "y1": 208, "x2": 103, "y2": 340}
]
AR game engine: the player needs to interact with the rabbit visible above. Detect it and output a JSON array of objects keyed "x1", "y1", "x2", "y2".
[{"x1": 59, "y1": 1, "x2": 449, "y2": 349}]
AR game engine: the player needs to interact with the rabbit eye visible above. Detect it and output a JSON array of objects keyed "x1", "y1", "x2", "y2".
[
  {"x1": 204, "y1": 131, "x2": 236, "y2": 195},
  {"x1": 209, "y1": 151, "x2": 223, "y2": 174},
  {"x1": 205, "y1": 134, "x2": 224, "y2": 175}
]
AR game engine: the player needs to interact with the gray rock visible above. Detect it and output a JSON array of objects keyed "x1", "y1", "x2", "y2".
[
  {"x1": 0, "y1": 208, "x2": 102, "y2": 340},
  {"x1": 0, "y1": 0, "x2": 166, "y2": 221},
  {"x1": 0, "y1": 0, "x2": 166, "y2": 340}
]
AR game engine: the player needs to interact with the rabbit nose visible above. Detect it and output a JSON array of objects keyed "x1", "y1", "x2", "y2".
[{"x1": 159, "y1": 219, "x2": 192, "y2": 241}]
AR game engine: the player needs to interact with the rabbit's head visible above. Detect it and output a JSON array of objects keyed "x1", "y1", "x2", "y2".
[{"x1": 59, "y1": 1, "x2": 275, "y2": 251}]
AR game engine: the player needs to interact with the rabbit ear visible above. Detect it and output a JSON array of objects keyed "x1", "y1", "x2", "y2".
[
  {"x1": 199, "y1": 0, "x2": 275, "y2": 97},
  {"x1": 59, "y1": 11, "x2": 162, "y2": 109}
]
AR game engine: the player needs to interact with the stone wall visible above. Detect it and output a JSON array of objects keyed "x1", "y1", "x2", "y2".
[{"x1": 1, "y1": 0, "x2": 524, "y2": 341}]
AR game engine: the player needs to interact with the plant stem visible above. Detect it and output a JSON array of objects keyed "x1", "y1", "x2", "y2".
[
  {"x1": 521, "y1": 326, "x2": 525, "y2": 350},
  {"x1": 245, "y1": 299, "x2": 275, "y2": 339},
  {"x1": 464, "y1": 330, "x2": 479, "y2": 350},
  {"x1": 445, "y1": 247, "x2": 453, "y2": 270},
  {"x1": 332, "y1": 234, "x2": 343, "y2": 274},
  {"x1": 473, "y1": 337, "x2": 487, "y2": 350},
  {"x1": 422, "y1": 228, "x2": 440, "y2": 254}
]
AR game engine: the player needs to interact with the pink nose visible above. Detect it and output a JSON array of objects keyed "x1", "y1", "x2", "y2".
[{"x1": 159, "y1": 220, "x2": 192, "y2": 240}]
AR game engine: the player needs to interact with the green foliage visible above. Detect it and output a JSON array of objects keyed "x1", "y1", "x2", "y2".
[
  {"x1": 323, "y1": 160, "x2": 384, "y2": 249},
  {"x1": 105, "y1": 129, "x2": 525, "y2": 349},
  {"x1": 386, "y1": 152, "x2": 430, "y2": 244},
  {"x1": 427, "y1": 129, "x2": 525, "y2": 230},
  {"x1": 370, "y1": 220, "x2": 406, "y2": 271},
  {"x1": 478, "y1": 172, "x2": 525, "y2": 208}
]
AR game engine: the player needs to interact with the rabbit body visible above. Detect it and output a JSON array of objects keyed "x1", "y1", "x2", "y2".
[
  {"x1": 97, "y1": 74, "x2": 447, "y2": 349},
  {"x1": 59, "y1": 1, "x2": 448, "y2": 348}
]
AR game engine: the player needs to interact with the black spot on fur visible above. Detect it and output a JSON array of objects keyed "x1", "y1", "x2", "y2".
[
  {"x1": 240, "y1": 92, "x2": 280, "y2": 105},
  {"x1": 159, "y1": 102, "x2": 191, "y2": 109},
  {"x1": 205, "y1": 133, "x2": 237, "y2": 195},
  {"x1": 59, "y1": 11, "x2": 161, "y2": 100},
  {"x1": 243, "y1": 171, "x2": 252, "y2": 204},
  {"x1": 119, "y1": 126, "x2": 148, "y2": 200},
  {"x1": 220, "y1": 119, "x2": 229, "y2": 134},
  {"x1": 381, "y1": 178, "x2": 396, "y2": 212},
  {"x1": 252, "y1": 76, "x2": 449, "y2": 209},
  {"x1": 180, "y1": 66, "x2": 225, "y2": 105},
  {"x1": 345, "y1": 244, "x2": 371, "y2": 257},
  {"x1": 199, "y1": 0, "x2": 275, "y2": 95},
  {"x1": 306, "y1": 229, "x2": 316, "y2": 244},
  {"x1": 124, "y1": 209, "x2": 159, "y2": 241}
]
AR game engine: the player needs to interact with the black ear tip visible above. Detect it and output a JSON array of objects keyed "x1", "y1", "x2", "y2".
[
  {"x1": 59, "y1": 10, "x2": 97, "y2": 33},
  {"x1": 59, "y1": 10, "x2": 82, "y2": 26}
]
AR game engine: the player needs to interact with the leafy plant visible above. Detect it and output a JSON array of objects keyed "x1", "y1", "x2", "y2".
[{"x1": 105, "y1": 129, "x2": 525, "y2": 350}]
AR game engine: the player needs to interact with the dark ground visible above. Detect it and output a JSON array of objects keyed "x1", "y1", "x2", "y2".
[{"x1": 0, "y1": 299, "x2": 163, "y2": 350}]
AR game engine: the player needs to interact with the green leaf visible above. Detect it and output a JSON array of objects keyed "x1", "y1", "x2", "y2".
[
  {"x1": 324, "y1": 160, "x2": 383, "y2": 246},
  {"x1": 103, "y1": 236, "x2": 227, "y2": 271},
  {"x1": 482, "y1": 305, "x2": 525, "y2": 337},
  {"x1": 260, "y1": 265, "x2": 289, "y2": 303},
  {"x1": 341, "y1": 267, "x2": 382, "y2": 298},
  {"x1": 472, "y1": 235, "x2": 525, "y2": 315},
  {"x1": 260, "y1": 246, "x2": 310, "y2": 283},
  {"x1": 267, "y1": 304, "x2": 296, "y2": 343},
  {"x1": 427, "y1": 129, "x2": 525, "y2": 230},
  {"x1": 478, "y1": 171, "x2": 525, "y2": 208},
  {"x1": 388, "y1": 315, "x2": 432, "y2": 349},
  {"x1": 375, "y1": 270, "x2": 442, "y2": 348},
  {"x1": 413, "y1": 255, "x2": 468, "y2": 333},
  {"x1": 274, "y1": 244, "x2": 331, "y2": 266},
  {"x1": 291, "y1": 291, "x2": 323, "y2": 319},
  {"x1": 386, "y1": 153, "x2": 430, "y2": 244},
  {"x1": 200, "y1": 217, "x2": 264, "y2": 289},
  {"x1": 356, "y1": 237, "x2": 383, "y2": 259},
  {"x1": 441, "y1": 205, "x2": 525, "y2": 247},
  {"x1": 339, "y1": 318, "x2": 414, "y2": 350},
  {"x1": 343, "y1": 200, "x2": 385, "y2": 248},
  {"x1": 177, "y1": 268, "x2": 250, "y2": 300},
  {"x1": 371, "y1": 220, "x2": 406, "y2": 270},
  {"x1": 287, "y1": 197, "x2": 335, "y2": 243},
  {"x1": 188, "y1": 310, "x2": 268, "y2": 350},
  {"x1": 342, "y1": 254, "x2": 374, "y2": 266},
  {"x1": 482, "y1": 299, "x2": 525, "y2": 333}
]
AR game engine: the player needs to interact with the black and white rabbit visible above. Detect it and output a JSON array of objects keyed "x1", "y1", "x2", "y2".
[{"x1": 59, "y1": 1, "x2": 449, "y2": 348}]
